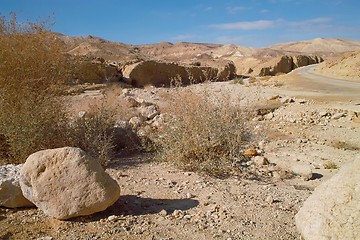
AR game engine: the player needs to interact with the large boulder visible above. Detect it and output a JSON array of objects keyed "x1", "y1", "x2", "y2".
[
  {"x1": 20, "y1": 147, "x2": 120, "y2": 220},
  {"x1": 122, "y1": 60, "x2": 236, "y2": 87},
  {"x1": 273, "y1": 56, "x2": 294, "y2": 74},
  {"x1": 292, "y1": 55, "x2": 310, "y2": 68},
  {"x1": 295, "y1": 157, "x2": 360, "y2": 240},
  {"x1": 0, "y1": 164, "x2": 34, "y2": 208},
  {"x1": 123, "y1": 61, "x2": 188, "y2": 87}
]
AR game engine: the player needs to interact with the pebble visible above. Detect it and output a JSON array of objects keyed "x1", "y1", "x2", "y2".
[
  {"x1": 107, "y1": 215, "x2": 119, "y2": 221},
  {"x1": 266, "y1": 196, "x2": 274, "y2": 204},
  {"x1": 159, "y1": 209, "x2": 168, "y2": 217},
  {"x1": 186, "y1": 193, "x2": 195, "y2": 199}
]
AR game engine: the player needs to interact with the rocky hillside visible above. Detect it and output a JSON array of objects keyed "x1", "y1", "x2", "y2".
[
  {"x1": 58, "y1": 34, "x2": 360, "y2": 79},
  {"x1": 314, "y1": 49, "x2": 360, "y2": 81}
]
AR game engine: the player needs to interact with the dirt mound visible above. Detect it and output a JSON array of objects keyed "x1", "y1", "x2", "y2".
[{"x1": 314, "y1": 49, "x2": 360, "y2": 81}]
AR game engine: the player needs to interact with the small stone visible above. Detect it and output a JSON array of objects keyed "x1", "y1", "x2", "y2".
[
  {"x1": 186, "y1": 193, "x2": 195, "y2": 199},
  {"x1": 78, "y1": 111, "x2": 86, "y2": 118},
  {"x1": 266, "y1": 196, "x2": 274, "y2": 204},
  {"x1": 290, "y1": 162, "x2": 313, "y2": 181},
  {"x1": 129, "y1": 116, "x2": 143, "y2": 130},
  {"x1": 272, "y1": 171, "x2": 281, "y2": 179},
  {"x1": 107, "y1": 215, "x2": 119, "y2": 221},
  {"x1": 331, "y1": 112, "x2": 345, "y2": 120},
  {"x1": 268, "y1": 95, "x2": 280, "y2": 100},
  {"x1": 156, "y1": 216, "x2": 165, "y2": 222},
  {"x1": 253, "y1": 156, "x2": 270, "y2": 166},
  {"x1": 159, "y1": 209, "x2": 168, "y2": 217},
  {"x1": 264, "y1": 112, "x2": 274, "y2": 120},
  {"x1": 244, "y1": 149, "x2": 258, "y2": 157},
  {"x1": 184, "y1": 214, "x2": 192, "y2": 220},
  {"x1": 37, "y1": 237, "x2": 53, "y2": 240}
]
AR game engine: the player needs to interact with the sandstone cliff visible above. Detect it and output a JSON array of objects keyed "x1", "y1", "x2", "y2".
[{"x1": 259, "y1": 55, "x2": 323, "y2": 76}]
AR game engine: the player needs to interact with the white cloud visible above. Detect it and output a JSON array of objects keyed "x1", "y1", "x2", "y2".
[
  {"x1": 210, "y1": 20, "x2": 275, "y2": 30},
  {"x1": 209, "y1": 18, "x2": 333, "y2": 31},
  {"x1": 204, "y1": 6, "x2": 213, "y2": 11},
  {"x1": 287, "y1": 17, "x2": 332, "y2": 26},
  {"x1": 260, "y1": 9, "x2": 270, "y2": 14}
]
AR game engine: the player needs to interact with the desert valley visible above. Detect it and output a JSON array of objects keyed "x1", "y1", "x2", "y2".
[{"x1": 1, "y1": 20, "x2": 360, "y2": 240}]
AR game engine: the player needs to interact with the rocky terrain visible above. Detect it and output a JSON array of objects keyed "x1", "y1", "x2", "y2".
[
  {"x1": 314, "y1": 49, "x2": 360, "y2": 81},
  {"x1": 58, "y1": 35, "x2": 360, "y2": 77},
  {"x1": 1, "y1": 35, "x2": 360, "y2": 239}
]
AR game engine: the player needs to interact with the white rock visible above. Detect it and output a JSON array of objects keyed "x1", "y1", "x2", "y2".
[
  {"x1": 0, "y1": 164, "x2": 34, "y2": 208},
  {"x1": 264, "y1": 112, "x2": 274, "y2": 120},
  {"x1": 20, "y1": 147, "x2": 120, "y2": 220},
  {"x1": 253, "y1": 156, "x2": 270, "y2": 166},
  {"x1": 295, "y1": 156, "x2": 360, "y2": 240},
  {"x1": 114, "y1": 120, "x2": 130, "y2": 129},
  {"x1": 290, "y1": 162, "x2": 313, "y2": 180},
  {"x1": 331, "y1": 112, "x2": 345, "y2": 120},
  {"x1": 78, "y1": 111, "x2": 86, "y2": 118},
  {"x1": 139, "y1": 105, "x2": 159, "y2": 120},
  {"x1": 129, "y1": 116, "x2": 143, "y2": 130}
]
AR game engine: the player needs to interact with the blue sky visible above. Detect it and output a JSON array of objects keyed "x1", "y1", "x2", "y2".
[{"x1": 1, "y1": 0, "x2": 359, "y2": 47}]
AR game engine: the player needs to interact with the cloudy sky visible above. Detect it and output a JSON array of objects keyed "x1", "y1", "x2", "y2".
[{"x1": 1, "y1": 0, "x2": 359, "y2": 47}]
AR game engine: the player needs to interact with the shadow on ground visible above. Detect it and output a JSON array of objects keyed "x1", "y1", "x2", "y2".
[{"x1": 72, "y1": 195, "x2": 199, "y2": 222}]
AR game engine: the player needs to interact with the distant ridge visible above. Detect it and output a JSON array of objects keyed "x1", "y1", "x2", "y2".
[{"x1": 268, "y1": 38, "x2": 360, "y2": 56}]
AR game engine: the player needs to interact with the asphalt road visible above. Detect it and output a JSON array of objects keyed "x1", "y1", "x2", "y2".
[{"x1": 283, "y1": 64, "x2": 360, "y2": 101}]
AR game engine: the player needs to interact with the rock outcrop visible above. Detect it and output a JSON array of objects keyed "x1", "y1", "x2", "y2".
[
  {"x1": 0, "y1": 164, "x2": 34, "y2": 208},
  {"x1": 122, "y1": 60, "x2": 236, "y2": 87},
  {"x1": 70, "y1": 57, "x2": 123, "y2": 84},
  {"x1": 20, "y1": 147, "x2": 120, "y2": 220},
  {"x1": 295, "y1": 156, "x2": 360, "y2": 240},
  {"x1": 259, "y1": 55, "x2": 323, "y2": 76}
]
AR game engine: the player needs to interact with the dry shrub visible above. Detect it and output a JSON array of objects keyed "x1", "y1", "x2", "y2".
[
  {"x1": 0, "y1": 14, "x2": 70, "y2": 163},
  {"x1": 65, "y1": 104, "x2": 116, "y2": 166},
  {"x1": 332, "y1": 140, "x2": 360, "y2": 151},
  {"x1": 0, "y1": 14, "x2": 117, "y2": 165},
  {"x1": 324, "y1": 161, "x2": 338, "y2": 170},
  {"x1": 153, "y1": 86, "x2": 253, "y2": 178}
]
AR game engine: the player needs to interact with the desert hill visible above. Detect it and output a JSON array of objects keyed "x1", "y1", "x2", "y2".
[
  {"x1": 314, "y1": 49, "x2": 360, "y2": 81},
  {"x1": 59, "y1": 34, "x2": 360, "y2": 76},
  {"x1": 269, "y1": 38, "x2": 360, "y2": 57}
]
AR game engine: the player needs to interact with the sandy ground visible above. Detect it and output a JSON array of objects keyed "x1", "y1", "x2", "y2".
[{"x1": 1, "y1": 68, "x2": 360, "y2": 239}]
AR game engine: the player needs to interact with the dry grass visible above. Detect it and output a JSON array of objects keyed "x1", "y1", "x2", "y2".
[
  {"x1": 152, "y1": 85, "x2": 253, "y2": 178},
  {"x1": 331, "y1": 140, "x2": 360, "y2": 151},
  {"x1": 324, "y1": 161, "x2": 338, "y2": 170}
]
